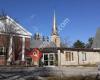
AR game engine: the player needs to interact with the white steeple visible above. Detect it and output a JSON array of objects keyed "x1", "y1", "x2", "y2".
[
  {"x1": 52, "y1": 11, "x2": 58, "y2": 35},
  {"x1": 51, "y1": 11, "x2": 60, "y2": 47}
]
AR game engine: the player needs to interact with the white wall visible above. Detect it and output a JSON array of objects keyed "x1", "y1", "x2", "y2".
[
  {"x1": 78, "y1": 51, "x2": 100, "y2": 65},
  {"x1": 59, "y1": 50, "x2": 100, "y2": 66},
  {"x1": 59, "y1": 50, "x2": 78, "y2": 66}
]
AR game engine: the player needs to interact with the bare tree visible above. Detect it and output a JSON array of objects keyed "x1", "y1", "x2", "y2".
[{"x1": 60, "y1": 37, "x2": 71, "y2": 48}]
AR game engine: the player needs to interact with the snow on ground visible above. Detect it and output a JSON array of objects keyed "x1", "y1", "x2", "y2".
[{"x1": 0, "y1": 66, "x2": 99, "y2": 80}]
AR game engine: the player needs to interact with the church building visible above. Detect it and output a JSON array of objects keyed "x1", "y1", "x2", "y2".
[
  {"x1": 30, "y1": 13, "x2": 100, "y2": 67},
  {"x1": 0, "y1": 15, "x2": 32, "y2": 65},
  {"x1": 0, "y1": 13, "x2": 100, "y2": 67}
]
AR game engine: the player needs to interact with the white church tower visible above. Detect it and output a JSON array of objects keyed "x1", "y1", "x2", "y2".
[{"x1": 51, "y1": 12, "x2": 60, "y2": 47}]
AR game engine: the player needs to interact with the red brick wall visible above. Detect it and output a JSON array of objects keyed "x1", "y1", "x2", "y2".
[
  {"x1": 14, "y1": 37, "x2": 30, "y2": 60},
  {"x1": 0, "y1": 56, "x2": 5, "y2": 65},
  {"x1": 0, "y1": 35, "x2": 8, "y2": 47},
  {"x1": 0, "y1": 34, "x2": 31, "y2": 62},
  {"x1": 25, "y1": 38, "x2": 30, "y2": 49}
]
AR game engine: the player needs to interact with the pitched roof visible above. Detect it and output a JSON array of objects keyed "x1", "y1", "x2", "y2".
[
  {"x1": 0, "y1": 16, "x2": 32, "y2": 38},
  {"x1": 92, "y1": 28, "x2": 100, "y2": 48},
  {"x1": 30, "y1": 38, "x2": 56, "y2": 48},
  {"x1": 30, "y1": 39, "x2": 43, "y2": 48}
]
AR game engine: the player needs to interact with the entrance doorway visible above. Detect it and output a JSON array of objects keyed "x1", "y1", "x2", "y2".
[{"x1": 43, "y1": 53, "x2": 55, "y2": 66}]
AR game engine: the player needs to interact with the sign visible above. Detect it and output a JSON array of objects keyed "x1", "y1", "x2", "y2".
[{"x1": 27, "y1": 48, "x2": 42, "y2": 61}]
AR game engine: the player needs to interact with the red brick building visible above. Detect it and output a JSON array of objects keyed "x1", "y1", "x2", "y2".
[{"x1": 0, "y1": 16, "x2": 32, "y2": 65}]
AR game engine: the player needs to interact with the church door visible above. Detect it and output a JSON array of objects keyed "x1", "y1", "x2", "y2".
[{"x1": 43, "y1": 53, "x2": 55, "y2": 66}]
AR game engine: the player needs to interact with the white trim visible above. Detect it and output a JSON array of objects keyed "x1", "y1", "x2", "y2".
[
  {"x1": 0, "y1": 32, "x2": 31, "y2": 38},
  {"x1": 43, "y1": 53, "x2": 55, "y2": 66},
  {"x1": 43, "y1": 65, "x2": 56, "y2": 67},
  {"x1": 7, "y1": 36, "x2": 13, "y2": 62},
  {"x1": 0, "y1": 16, "x2": 32, "y2": 37},
  {"x1": 6, "y1": 16, "x2": 32, "y2": 36},
  {"x1": 21, "y1": 37, "x2": 25, "y2": 61}
]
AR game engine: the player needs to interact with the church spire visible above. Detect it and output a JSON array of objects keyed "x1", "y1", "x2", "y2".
[
  {"x1": 51, "y1": 11, "x2": 61, "y2": 47},
  {"x1": 52, "y1": 11, "x2": 58, "y2": 36}
]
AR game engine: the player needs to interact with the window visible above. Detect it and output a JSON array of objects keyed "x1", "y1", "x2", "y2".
[
  {"x1": 49, "y1": 54, "x2": 53, "y2": 60},
  {"x1": 49, "y1": 54, "x2": 54, "y2": 65},
  {"x1": 44, "y1": 54, "x2": 48, "y2": 60},
  {"x1": 44, "y1": 54, "x2": 49, "y2": 66},
  {"x1": 65, "y1": 52, "x2": 74, "y2": 61},
  {"x1": 43, "y1": 53, "x2": 55, "y2": 66},
  {"x1": 0, "y1": 47, "x2": 6, "y2": 55},
  {"x1": 82, "y1": 52, "x2": 87, "y2": 61}
]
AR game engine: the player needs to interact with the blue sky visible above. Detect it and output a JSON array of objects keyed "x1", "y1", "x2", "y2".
[{"x1": 0, "y1": 0, "x2": 100, "y2": 45}]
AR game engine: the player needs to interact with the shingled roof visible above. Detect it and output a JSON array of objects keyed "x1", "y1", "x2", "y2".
[{"x1": 30, "y1": 38, "x2": 56, "y2": 48}]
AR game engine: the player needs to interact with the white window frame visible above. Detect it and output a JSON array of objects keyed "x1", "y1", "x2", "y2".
[
  {"x1": 65, "y1": 52, "x2": 74, "y2": 61},
  {"x1": 43, "y1": 53, "x2": 55, "y2": 66},
  {"x1": 82, "y1": 52, "x2": 87, "y2": 61}
]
